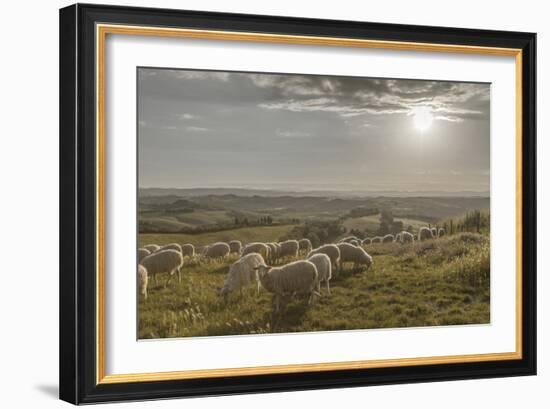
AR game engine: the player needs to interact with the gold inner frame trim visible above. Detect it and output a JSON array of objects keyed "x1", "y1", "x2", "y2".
[{"x1": 95, "y1": 23, "x2": 523, "y2": 385}]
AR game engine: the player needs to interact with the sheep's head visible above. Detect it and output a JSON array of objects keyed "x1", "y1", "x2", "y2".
[{"x1": 254, "y1": 265, "x2": 273, "y2": 290}]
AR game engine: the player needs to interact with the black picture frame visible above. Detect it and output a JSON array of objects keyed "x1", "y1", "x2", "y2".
[{"x1": 60, "y1": 3, "x2": 536, "y2": 404}]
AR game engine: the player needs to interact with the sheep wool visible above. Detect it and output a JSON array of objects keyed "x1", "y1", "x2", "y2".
[
  {"x1": 362, "y1": 237, "x2": 372, "y2": 246},
  {"x1": 307, "y1": 244, "x2": 341, "y2": 275},
  {"x1": 337, "y1": 242, "x2": 373, "y2": 272},
  {"x1": 382, "y1": 234, "x2": 394, "y2": 243},
  {"x1": 256, "y1": 260, "x2": 319, "y2": 312},
  {"x1": 396, "y1": 231, "x2": 414, "y2": 243},
  {"x1": 180, "y1": 243, "x2": 195, "y2": 258},
  {"x1": 438, "y1": 228, "x2": 446, "y2": 237},
  {"x1": 307, "y1": 253, "x2": 332, "y2": 294},
  {"x1": 140, "y1": 249, "x2": 184, "y2": 287},
  {"x1": 137, "y1": 264, "x2": 148, "y2": 299},
  {"x1": 228, "y1": 240, "x2": 242, "y2": 254},
  {"x1": 278, "y1": 240, "x2": 299, "y2": 259},
  {"x1": 431, "y1": 227, "x2": 438, "y2": 238},
  {"x1": 138, "y1": 248, "x2": 150, "y2": 263},
  {"x1": 298, "y1": 238, "x2": 313, "y2": 254},
  {"x1": 143, "y1": 244, "x2": 160, "y2": 253},
  {"x1": 161, "y1": 243, "x2": 182, "y2": 253},
  {"x1": 204, "y1": 242, "x2": 231, "y2": 260},
  {"x1": 220, "y1": 253, "x2": 265, "y2": 298},
  {"x1": 418, "y1": 227, "x2": 434, "y2": 241},
  {"x1": 371, "y1": 236, "x2": 383, "y2": 243},
  {"x1": 242, "y1": 242, "x2": 270, "y2": 261}
]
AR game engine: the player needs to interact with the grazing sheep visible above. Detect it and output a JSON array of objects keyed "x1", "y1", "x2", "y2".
[
  {"x1": 228, "y1": 240, "x2": 242, "y2": 254},
  {"x1": 349, "y1": 239, "x2": 360, "y2": 247},
  {"x1": 180, "y1": 243, "x2": 195, "y2": 258},
  {"x1": 395, "y1": 231, "x2": 414, "y2": 243},
  {"x1": 255, "y1": 260, "x2": 319, "y2": 312},
  {"x1": 265, "y1": 242, "x2": 278, "y2": 263},
  {"x1": 382, "y1": 234, "x2": 394, "y2": 243},
  {"x1": 431, "y1": 227, "x2": 438, "y2": 238},
  {"x1": 371, "y1": 236, "x2": 382, "y2": 243},
  {"x1": 337, "y1": 243, "x2": 373, "y2": 272},
  {"x1": 362, "y1": 237, "x2": 371, "y2": 246},
  {"x1": 278, "y1": 240, "x2": 299, "y2": 259},
  {"x1": 203, "y1": 242, "x2": 231, "y2": 262},
  {"x1": 242, "y1": 242, "x2": 270, "y2": 261},
  {"x1": 138, "y1": 248, "x2": 150, "y2": 263},
  {"x1": 307, "y1": 244, "x2": 341, "y2": 275},
  {"x1": 161, "y1": 243, "x2": 182, "y2": 253},
  {"x1": 140, "y1": 249, "x2": 184, "y2": 287},
  {"x1": 438, "y1": 228, "x2": 446, "y2": 237},
  {"x1": 339, "y1": 236, "x2": 359, "y2": 244},
  {"x1": 220, "y1": 253, "x2": 265, "y2": 299},
  {"x1": 143, "y1": 244, "x2": 160, "y2": 253},
  {"x1": 308, "y1": 253, "x2": 332, "y2": 294},
  {"x1": 298, "y1": 238, "x2": 313, "y2": 255},
  {"x1": 418, "y1": 227, "x2": 434, "y2": 241},
  {"x1": 137, "y1": 264, "x2": 148, "y2": 299}
]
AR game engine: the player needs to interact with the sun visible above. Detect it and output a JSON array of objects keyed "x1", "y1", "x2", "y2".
[{"x1": 412, "y1": 106, "x2": 434, "y2": 132}]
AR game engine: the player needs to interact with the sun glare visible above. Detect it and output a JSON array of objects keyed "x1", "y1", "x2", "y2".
[{"x1": 412, "y1": 106, "x2": 434, "y2": 132}]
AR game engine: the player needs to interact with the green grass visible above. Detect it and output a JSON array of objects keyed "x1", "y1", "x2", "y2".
[
  {"x1": 138, "y1": 232, "x2": 490, "y2": 339},
  {"x1": 139, "y1": 224, "x2": 295, "y2": 248}
]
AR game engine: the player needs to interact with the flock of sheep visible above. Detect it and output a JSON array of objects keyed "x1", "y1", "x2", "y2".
[{"x1": 137, "y1": 225, "x2": 446, "y2": 313}]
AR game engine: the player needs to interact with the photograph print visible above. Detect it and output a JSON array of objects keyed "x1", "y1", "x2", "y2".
[{"x1": 137, "y1": 68, "x2": 490, "y2": 340}]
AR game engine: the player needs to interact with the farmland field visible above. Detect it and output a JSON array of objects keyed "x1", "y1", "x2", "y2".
[{"x1": 138, "y1": 232, "x2": 490, "y2": 339}]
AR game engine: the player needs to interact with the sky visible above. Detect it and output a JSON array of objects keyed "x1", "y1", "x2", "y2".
[{"x1": 138, "y1": 68, "x2": 490, "y2": 194}]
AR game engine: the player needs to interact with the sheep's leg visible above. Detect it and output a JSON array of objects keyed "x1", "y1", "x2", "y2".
[
  {"x1": 317, "y1": 280, "x2": 321, "y2": 294},
  {"x1": 177, "y1": 267, "x2": 182, "y2": 283},
  {"x1": 326, "y1": 280, "x2": 331, "y2": 295},
  {"x1": 165, "y1": 271, "x2": 173, "y2": 288}
]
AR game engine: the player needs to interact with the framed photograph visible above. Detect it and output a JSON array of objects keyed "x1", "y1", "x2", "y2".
[{"x1": 59, "y1": 3, "x2": 536, "y2": 404}]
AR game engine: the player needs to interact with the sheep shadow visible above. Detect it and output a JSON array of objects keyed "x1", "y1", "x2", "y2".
[{"x1": 268, "y1": 295, "x2": 311, "y2": 332}]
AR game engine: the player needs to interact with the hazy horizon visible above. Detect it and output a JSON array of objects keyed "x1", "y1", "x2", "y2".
[{"x1": 138, "y1": 68, "x2": 490, "y2": 193}]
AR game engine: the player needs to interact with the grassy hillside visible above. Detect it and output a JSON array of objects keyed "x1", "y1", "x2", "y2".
[
  {"x1": 139, "y1": 224, "x2": 296, "y2": 248},
  {"x1": 138, "y1": 233, "x2": 490, "y2": 339},
  {"x1": 343, "y1": 214, "x2": 428, "y2": 232}
]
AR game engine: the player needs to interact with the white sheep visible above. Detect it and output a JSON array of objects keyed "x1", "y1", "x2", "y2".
[
  {"x1": 143, "y1": 244, "x2": 160, "y2": 253},
  {"x1": 242, "y1": 242, "x2": 270, "y2": 261},
  {"x1": 255, "y1": 260, "x2": 319, "y2": 312},
  {"x1": 228, "y1": 240, "x2": 242, "y2": 254},
  {"x1": 382, "y1": 234, "x2": 394, "y2": 243},
  {"x1": 137, "y1": 264, "x2": 148, "y2": 299},
  {"x1": 298, "y1": 238, "x2": 313, "y2": 254},
  {"x1": 307, "y1": 244, "x2": 341, "y2": 276},
  {"x1": 278, "y1": 240, "x2": 299, "y2": 259},
  {"x1": 336, "y1": 242, "x2": 373, "y2": 272},
  {"x1": 138, "y1": 248, "x2": 150, "y2": 262},
  {"x1": 220, "y1": 253, "x2": 265, "y2": 299},
  {"x1": 431, "y1": 227, "x2": 438, "y2": 238},
  {"x1": 308, "y1": 253, "x2": 332, "y2": 294},
  {"x1": 161, "y1": 243, "x2": 182, "y2": 253},
  {"x1": 265, "y1": 242, "x2": 278, "y2": 263},
  {"x1": 438, "y1": 228, "x2": 446, "y2": 237},
  {"x1": 362, "y1": 237, "x2": 371, "y2": 246},
  {"x1": 418, "y1": 227, "x2": 434, "y2": 241},
  {"x1": 203, "y1": 242, "x2": 230, "y2": 262},
  {"x1": 140, "y1": 249, "x2": 183, "y2": 287},
  {"x1": 349, "y1": 239, "x2": 360, "y2": 247},
  {"x1": 395, "y1": 231, "x2": 414, "y2": 243},
  {"x1": 371, "y1": 236, "x2": 382, "y2": 243},
  {"x1": 180, "y1": 243, "x2": 195, "y2": 258},
  {"x1": 338, "y1": 236, "x2": 359, "y2": 244}
]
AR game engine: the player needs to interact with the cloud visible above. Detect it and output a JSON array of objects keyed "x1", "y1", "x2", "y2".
[
  {"x1": 275, "y1": 129, "x2": 311, "y2": 138},
  {"x1": 252, "y1": 74, "x2": 489, "y2": 122},
  {"x1": 186, "y1": 126, "x2": 209, "y2": 132}
]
